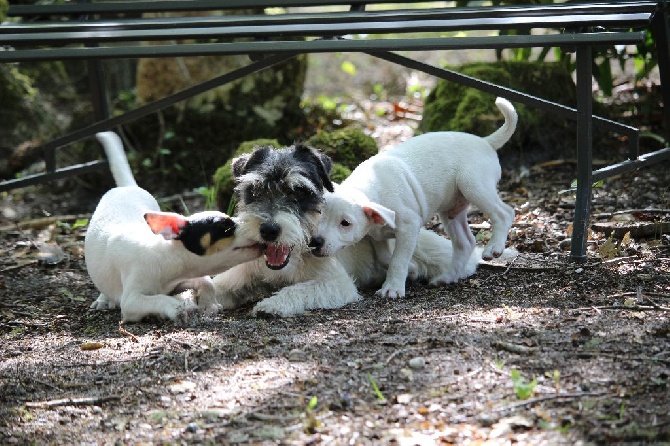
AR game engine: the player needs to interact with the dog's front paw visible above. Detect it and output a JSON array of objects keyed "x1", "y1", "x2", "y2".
[{"x1": 251, "y1": 295, "x2": 302, "y2": 318}]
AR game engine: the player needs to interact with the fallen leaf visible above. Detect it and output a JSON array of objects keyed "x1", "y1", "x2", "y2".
[{"x1": 80, "y1": 342, "x2": 104, "y2": 351}]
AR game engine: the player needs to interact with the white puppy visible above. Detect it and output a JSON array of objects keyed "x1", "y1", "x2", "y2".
[
  {"x1": 312, "y1": 97, "x2": 517, "y2": 298},
  {"x1": 85, "y1": 132, "x2": 261, "y2": 323}
]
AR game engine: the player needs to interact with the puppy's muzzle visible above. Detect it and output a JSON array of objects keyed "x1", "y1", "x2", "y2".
[{"x1": 308, "y1": 236, "x2": 326, "y2": 257}]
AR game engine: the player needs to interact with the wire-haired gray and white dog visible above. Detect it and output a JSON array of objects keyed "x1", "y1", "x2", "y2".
[{"x1": 211, "y1": 143, "x2": 361, "y2": 316}]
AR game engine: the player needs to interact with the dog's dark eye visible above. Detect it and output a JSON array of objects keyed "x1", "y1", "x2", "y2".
[{"x1": 341, "y1": 219, "x2": 351, "y2": 227}]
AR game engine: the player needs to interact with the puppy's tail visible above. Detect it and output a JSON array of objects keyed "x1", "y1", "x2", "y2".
[
  {"x1": 484, "y1": 97, "x2": 518, "y2": 151},
  {"x1": 96, "y1": 131, "x2": 137, "y2": 187}
]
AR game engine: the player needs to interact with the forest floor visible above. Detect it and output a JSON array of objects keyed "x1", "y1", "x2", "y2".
[{"x1": 1, "y1": 92, "x2": 669, "y2": 445}]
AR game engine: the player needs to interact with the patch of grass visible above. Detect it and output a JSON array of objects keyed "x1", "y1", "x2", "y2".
[{"x1": 510, "y1": 369, "x2": 537, "y2": 400}]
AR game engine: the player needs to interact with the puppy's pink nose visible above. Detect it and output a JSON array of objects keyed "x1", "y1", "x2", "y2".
[{"x1": 259, "y1": 222, "x2": 281, "y2": 242}]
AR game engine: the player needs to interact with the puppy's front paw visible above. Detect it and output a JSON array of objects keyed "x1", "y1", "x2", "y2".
[
  {"x1": 90, "y1": 293, "x2": 117, "y2": 310},
  {"x1": 168, "y1": 300, "x2": 199, "y2": 326},
  {"x1": 375, "y1": 280, "x2": 405, "y2": 299}
]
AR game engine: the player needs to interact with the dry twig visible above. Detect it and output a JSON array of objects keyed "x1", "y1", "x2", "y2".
[
  {"x1": 25, "y1": 395, "x2": 121, "y2": 409},
  {"x1": 493, "y1": 391, "x2": 609, "y2": 413},
  {"x1": 118, "y1": 321, "x2": 139, "y2": 343}
]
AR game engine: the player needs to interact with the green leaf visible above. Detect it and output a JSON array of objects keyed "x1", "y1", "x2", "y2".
[
  {"x1": 307, "y1": 396, "x2": 318, "y2": 411},
  {"x1": 340, "y1": 61, "x2": 357, "y2": 76},
  {"x1": 72, "y1": 218, "x2": 89, "y2": 229}
]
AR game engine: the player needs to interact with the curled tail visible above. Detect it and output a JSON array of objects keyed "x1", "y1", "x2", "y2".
[
  {"x1": 484, "y1": 97, "x2": 518, "y2": 151},
  {"x1": 96, "y1": 131, "x2": 137, "y2": 187}
]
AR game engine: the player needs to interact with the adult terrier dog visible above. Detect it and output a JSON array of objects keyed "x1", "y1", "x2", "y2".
[
  {"x1": 311, "y1": 97, "x2": 518, "y2": 298},
  {"x1": 211, "y1": 144, "x2": 363, "y2": 317},
  {"x1": 85, "y1": 132, "x2": 261, "y2": 323}
]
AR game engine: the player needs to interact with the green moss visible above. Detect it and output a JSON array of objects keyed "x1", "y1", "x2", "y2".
[
  {"x1": 330, "y1": 162, "x2": 352, "y2": 184},
  {"x1": 212, "y1": 139, "x2": 281, "y2": 210},
  {"x1": 0, "y1": 0, "x2": 7, "y2": 22},
  {"x1": 306, "y1": 127, "x2": 378, "y2": 171},
  {"x1": 420, "y1": 61, "x2": 614, "y2": 166}
]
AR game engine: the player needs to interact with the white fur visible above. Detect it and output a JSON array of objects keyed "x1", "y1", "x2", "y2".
[
  {"x1": 85, "y1": 132, "x2": 260, "y2": 323},
  {"x1": 314, "y1": 97, "x2": 518, "y2": 298},
  {"x1": 212, "y1": 249, "x2": 360, "y2": 317}
]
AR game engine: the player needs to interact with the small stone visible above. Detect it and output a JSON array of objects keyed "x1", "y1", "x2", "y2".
[
  {"x1": 408, "y1": 357, "x2": 425, "y2": 369},
  {"x1": 186, "y1": 422, "x2": 198, "y2": 433},
  {"x1": 288, "y1": 349, "x2": 307, "y2": 362},
  {"x1": 575, "y1": 267, "x2": 584, "y2": 274}
]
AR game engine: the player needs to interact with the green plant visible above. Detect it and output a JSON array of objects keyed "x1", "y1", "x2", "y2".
[
  {"x1": 368, "y1": 373, "x2": 386, "y2": 401},
  {"x1": 510, "y1": 369, "x2": 537, "y2": 400},
  {"x1": 194, "y1": 186, "x2": 217, "y2": 211},
  {"x1": 304, "y1": 396, "x2": 320, "y2": 434}
]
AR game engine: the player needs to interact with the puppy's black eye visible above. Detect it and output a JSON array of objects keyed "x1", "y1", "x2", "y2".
[{"x1": 341, "y1": 219, "x2": 351, "y2": 227}]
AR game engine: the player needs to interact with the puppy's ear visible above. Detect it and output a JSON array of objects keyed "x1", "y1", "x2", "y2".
[
  {"x1": 362, "y1": 203, "x2": 396, "y2": 229},
  {"x1": 294, "y1": 143, "x2": 335, "y2": 193},
  {"x1": 144, "y1": 212, "x2": 188, "y2": 240},
  {"x1": 232, "y1": 146, "x2": 272, "y2": 178}
]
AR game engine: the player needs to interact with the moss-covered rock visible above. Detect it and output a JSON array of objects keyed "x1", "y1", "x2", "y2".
[
  {"x1": 306, "y1": 127, "x2": 378, "y2": 171},
  {"x1": 420, "y1": 61, "x2": 617, "y2": 167},
  {"x1": 212, "y1": 139, "x2": 282, "y2": 211},
  {"x1": 330, "y1": 162, "x2": 352, "y2": 184}
]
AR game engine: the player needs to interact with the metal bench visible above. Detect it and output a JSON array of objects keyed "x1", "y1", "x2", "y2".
[{"x1": 1, "y1": 0, "x2": 669, "y2": 261}]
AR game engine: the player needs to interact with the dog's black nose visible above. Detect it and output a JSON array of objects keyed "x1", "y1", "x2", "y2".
[
  {"x1": 259, "y1": 222, "x2": 281, "y2": 242},
  {"x1": 308, "y1": 236, "x2": 324, "y2": 250}
]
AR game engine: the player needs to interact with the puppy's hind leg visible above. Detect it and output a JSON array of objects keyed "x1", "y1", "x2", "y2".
[
  {"x1": 460, "y1": 175, "x2": 514, "y2": 260},
  {"x1": 433, "y1": 209, "x2": 475, "y2": 284},
  {"x1": 481, "y1": 198, "x2": 514, "y2": 260}
]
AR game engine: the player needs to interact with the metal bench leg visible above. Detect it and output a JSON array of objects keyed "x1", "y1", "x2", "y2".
[
  {"x1": 651, "y1": 1, "x2": 670, "y2": 140},
  {"x1": 570, "y1": 46, "x2": 594, "y2": 262}
]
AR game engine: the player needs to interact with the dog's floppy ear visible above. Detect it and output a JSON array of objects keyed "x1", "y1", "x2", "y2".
[
  {"x1": 362, "y1": 202, "x2": 396, "y2": 229},
  {"x1": 144, "y1": 212, "x2": 188, "y2": 240},
  {"x1": 294, "y1": 143, "x2": 334, "y2": 193},
  {"x1": 232, "y1": 146, "x2": 271, "y2": 178}
]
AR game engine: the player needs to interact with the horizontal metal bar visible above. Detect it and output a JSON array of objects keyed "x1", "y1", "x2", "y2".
[
  {"x1": 0, "y1": 14, "x2": 653, "y2": 45},
  {"x1": 0, "y1": 160, "x2": 109, "y2": 193},
  {"x1": 369, "y1": 51, "x2": 641, "y2": 140},
  {"x1": 7, "y1": 0, "x2": 658, "y2": 17},
  {"x1": 592, "y1": 146, "x2": 670, "y2": 182},
  {"x1": 0, "y1": 32, "x2": 646, "y2": 63}
]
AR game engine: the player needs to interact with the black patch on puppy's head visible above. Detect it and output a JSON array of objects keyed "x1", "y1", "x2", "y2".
[{"x1": 176, "y1": 212, "x2": 237, "y2": 256}]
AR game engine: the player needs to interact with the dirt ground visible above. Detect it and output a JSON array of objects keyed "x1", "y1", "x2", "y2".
[{"x1": 1, "y1": 98, "x2": 670, "y2": 445}]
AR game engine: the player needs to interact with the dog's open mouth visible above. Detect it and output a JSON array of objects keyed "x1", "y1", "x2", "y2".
[{"x1": 263, "y1": 243, "x2": 292, "y2": 270}]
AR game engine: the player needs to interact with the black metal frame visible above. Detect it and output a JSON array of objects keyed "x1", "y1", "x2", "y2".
[{"x1": 1, "y1": 0, "x2": 669, "y2": 263}]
